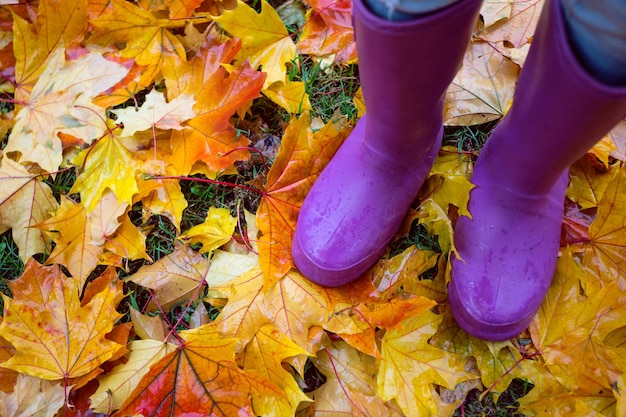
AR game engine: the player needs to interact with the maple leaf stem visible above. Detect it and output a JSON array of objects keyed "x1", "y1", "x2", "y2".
[
  {"x1": 149, "y1": 175, "x2": 265, "y2": 196},
  {"x1": 146, "y1": 288, "x2": 185, "y2": 345},
  {"x1": 0, "y1": 95, "x2": 25, "y2": 106}
]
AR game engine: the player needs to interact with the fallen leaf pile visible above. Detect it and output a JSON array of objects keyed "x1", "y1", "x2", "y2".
[{"x1": 0, "y1": 0, "x2": 625, "y2": 416}]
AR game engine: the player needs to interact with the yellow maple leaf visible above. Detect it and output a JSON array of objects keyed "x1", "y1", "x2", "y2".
[
  {"x1": 212, "y1": 0, "x2": 296, "y2": 87},
  {"x1": 583, "y1": 164, "x2": 626, "y2": 288},
  {"x1": 531, "y1": 249, "x2": 626, "y2": 393},
  {"x1": 0, "y1": 259, "x2": 125, "y2": 380},
  {"x1": 89, "y1": 0, "x2": 186, "y2": 68},
  {"x1": 37, "y1": 197, "x2": 103, "y2": 286},
  {"x1": 378, "y1": 311, "x2": 477, "y2": 417},
  {"x1": 243, "y1": 324, "x2": 311, "y2": 416},
  {"x1": 5, "y1": 47, "x2": 128, "y2": 173},
  {"x1": 179, "y1": 206, "x2": 237, "y2": 253},
  {"x1": 11, "y1": 0, "x2": 87, "y2": 98},
  {"x1": 0, "y1": 158, "x2": 58, "y2": 263},
  {"x1": 70, "y1": 132, "x2": 141, "y2": 213}
]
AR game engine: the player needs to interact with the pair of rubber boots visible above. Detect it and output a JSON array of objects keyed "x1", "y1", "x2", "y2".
[{"x1": 292, "y1": 0, "x2": 626, "y2": 341}]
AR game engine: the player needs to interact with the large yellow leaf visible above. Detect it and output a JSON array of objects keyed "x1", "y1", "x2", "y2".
[
  {"x1": 531, "y1": 249, "x2": 626, "y2": 393},
  {"x1": 0, "y1": 259, "x2": 125, "y2": 380},
  {"x1": 115, "y1": 325, "x2": 284, "y2": 416},
  {"x1": 0, "y1": 158, "x2": 58, "y2": 263},
  {"x1": 378, "y1": 311, "x2": 476, "y2": 417},
  {"x1": 583, "y1": 164, "x2": 626, "y2": 288},
  {"x1": 256, "y1": 112, "x2": 349, "y2": 287},
  {"x1": 36, "y1": 198, "x2": 103, "y2": 286},
  {"x1": 263, "y1": 270, "x2": 335, "y2": 355},
  {"x1": 11, "y1": 0, "x2": 87, "y2": 98},
  {"x1": 212, "y1": 0, "x2": 296, "y2": 87},
  {"x1": 89, "y1": 0, "x2": 186, "y2": 68},
  {"x1": 70, "y1": 133, "x2": 141, "y2": 213},
  {"x1": 209, "y1": 267, "x2": 271, "y2": 343},
  {"x1": 5, "y1": 47, "x2": 128, "y2": 173},
  {"x1": 242, "y1": 324, "x2": 311, "y2": 416}
]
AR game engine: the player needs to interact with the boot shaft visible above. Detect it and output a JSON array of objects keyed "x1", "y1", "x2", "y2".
[
  {"x1": 483, "y1": 0, "x2": 626, "y2": 195},
  {"x1": 352, "y1": 0, "x2": 482, "y2": 160}
]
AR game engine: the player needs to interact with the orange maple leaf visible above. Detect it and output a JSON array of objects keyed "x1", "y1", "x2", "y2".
[
  {"x1": 297, "y1": 0, "x2": 357, "y2": 64},
  {"x1": 170, "y1": 63, "x2": 265, "y2": 175},
  {"x1": 256, "y1": 112, "x2": 350, "y2": 286},
  {"x1": 115, "y1": 325, "x2": 284, "y2": 416}
]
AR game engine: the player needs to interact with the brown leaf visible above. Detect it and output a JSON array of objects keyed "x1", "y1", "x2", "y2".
[{"x1": 127, "y1": 243, "x2": 209, "y2": 311}]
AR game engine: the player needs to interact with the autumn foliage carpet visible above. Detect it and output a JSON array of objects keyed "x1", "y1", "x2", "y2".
[{"x1": 0, "y1": 0, "x2": 625, "y2": 416}]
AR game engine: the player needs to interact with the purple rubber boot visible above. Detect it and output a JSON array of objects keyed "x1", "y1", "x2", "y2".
[
  {"x1": 292, "y1": 0, "x2": 482, "y2": 287},
  {"x1": 449, "y1": 0, "x2": 626, "y2": 341}
]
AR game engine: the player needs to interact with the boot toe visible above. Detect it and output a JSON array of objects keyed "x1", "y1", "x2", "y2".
[
  {"x1": 447, "y1": 266, "x2": 540, "y2": 341},
  {"x1": 292, "y1": 229, "x2": 384, "y2": 287}
]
